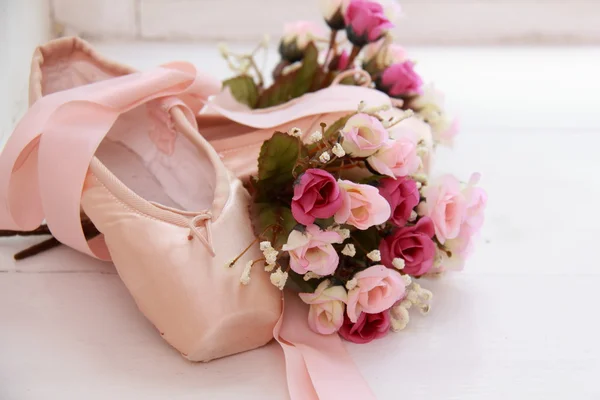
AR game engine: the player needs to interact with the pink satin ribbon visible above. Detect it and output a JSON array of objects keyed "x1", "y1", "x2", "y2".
[
  {"x1": 0, "y1": 65, "x2": 376, "y2": 400},
  {"x1": 276, "y1": 293, "x2": 376, "y2": 400}
]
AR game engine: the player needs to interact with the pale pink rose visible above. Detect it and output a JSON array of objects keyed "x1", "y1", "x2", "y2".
[
  {"x1": 375, "y1": 0, "x2": 403, "y2": 23},
  {"x1": 367, "y1": 137, "x2": 420, "y2": 178},
  {"x1": 387, "y1": 114, "x2": 432, "y2": 145},
  {"x1": 364, "y1": 40, "x2": 406, "y2": 69},
  {"x1": 410, "y1": 84, "x2": 459, "y2": 147},
  {"x1": 299, "y1": 280, "x2": 348, "y2": 335},
  {"x1": 387, "y1": 114, "x2": 434, "y2": 175},
  {"x1": 438, "y1": 229, "x2": 474, "y2": 271},
  {"x1": 282, "y1": 21, "x2": 325, "y2": 51},
  {"x1": 409, "y1": 83, "x2": 446, "y2": 110},
  {"x1": 334, "y1": 180, "x2": 391, "y2": 230},
  {"x1": 282, "y1": 224, "x2": 344, "y2": 275},
  {"x1": 462, "y1": 173, "x2": 487, "y2": 235},
  {"x1": 346, "y1": 265, "x2": 405, "y2": 323},
  {"x1": 420, "y1": 175, "x2": 467, "y2": 244},
  {"x1": 430, "y1": 173, "x2": 486, "y2": 272},
  {"x1": 340, "y1": 113, "x2": 389, "y2": 158}
]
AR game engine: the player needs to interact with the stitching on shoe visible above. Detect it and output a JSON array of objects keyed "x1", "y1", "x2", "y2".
[{"x1": 88, "y1": 174, "x2": 165, "y2": 225}]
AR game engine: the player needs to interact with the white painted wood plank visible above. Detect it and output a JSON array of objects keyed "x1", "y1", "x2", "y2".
[
  {"x1": 136, "y1": 0, "x2": 600, "y2": 45},
  {"x1": 1, "y1": 273, "x2": 598, "y2": 399},
  {"x1": 91, "y1": 42, "x2": 600, "y2": 131},
  {"x1": 52, "y1": 0, "x2": 137, "y2": 38}
]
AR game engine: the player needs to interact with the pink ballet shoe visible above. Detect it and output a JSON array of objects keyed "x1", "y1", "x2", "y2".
[
  {"x1": 1, "y1": 44, "x2": 281, "y2": 362},
  {"x1": 199, "y1": 79, "x2": 392, "y2": 179},
  {"x1": 29, "y1": 36, "x2": 392, "y2": 180}
]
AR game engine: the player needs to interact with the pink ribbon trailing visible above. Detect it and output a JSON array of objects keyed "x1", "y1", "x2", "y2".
[{"x1": 275, "y1": 292, "x2": 377, "y2": 400}]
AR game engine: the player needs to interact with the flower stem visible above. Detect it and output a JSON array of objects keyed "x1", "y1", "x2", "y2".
[
  {"x1": 324, "y1": 30, "x2": 338, "y2": 71},
  {"x1": 345, "y1": 45, "x2": 362, "y2": 70},
  {"x1": 229, "y1": 224, "x2": 277, "y2": 268}
]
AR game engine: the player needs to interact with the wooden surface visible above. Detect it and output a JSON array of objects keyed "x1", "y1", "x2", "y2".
[{"x1": 1, "y1": 43, "x2": 599, "y2": 399}]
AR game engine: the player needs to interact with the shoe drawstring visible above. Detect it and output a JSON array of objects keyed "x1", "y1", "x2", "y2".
[{"x1": 187, "y1": 212, "x2": 215, "y2": 257}]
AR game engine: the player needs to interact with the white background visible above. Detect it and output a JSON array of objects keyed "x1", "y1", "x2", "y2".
[{"x1": 1, "y1": 0, "x2": 600, "y2": 399}]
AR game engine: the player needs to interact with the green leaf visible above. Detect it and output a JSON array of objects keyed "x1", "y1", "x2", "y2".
[
  {"x1": 257, "y1": 131, "x2": 307, "y2": 186},
  {"x1": 222, "y1": 75, "x2": 259, "y2": 108},
  {"x1": 291, "y1": 42, "x2": 319, "y2": 98},
  {"x1": 255, "y1": 203, "x2": 297, "y2": 248},
  {"x1": 323, "y1": 114, "x2": 353, "y2": 140},
  {"x1": 256, "y1": 42, "x2": 321, "y2": 109}
]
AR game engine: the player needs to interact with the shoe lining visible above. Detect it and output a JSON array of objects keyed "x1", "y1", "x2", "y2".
[{"x1": 41, "y1": 48, "x2": 216, "y2": 212}]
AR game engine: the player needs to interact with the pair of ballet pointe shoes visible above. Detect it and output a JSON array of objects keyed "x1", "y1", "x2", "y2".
[{"x1": 0, "y1": 37, "x2": 391, "y2": 362}]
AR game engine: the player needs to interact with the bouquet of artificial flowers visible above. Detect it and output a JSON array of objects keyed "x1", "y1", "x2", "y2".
[
  {"x1": 223, "y1": 0, "x2": 486, "y2": 343},
  {"x1": 230, "y1": 106, "x2": 485, "y2": 343}
]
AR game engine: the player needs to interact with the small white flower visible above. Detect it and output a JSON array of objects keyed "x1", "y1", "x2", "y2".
[
  {"x1": 288, "y1": 127, "x2": 302, "y2": 137},
  {"x1": 390, "y1": 305, "x2": 410, "y2": 331},
  {"x1": 341, "y1": 243, "x2": 356, "y2": 257},
  {"x1": 332, "y1": 226, "x2": 350, "y2": 240},
  {"x1": 332, "y1": 143, "x2": 346, "y2": 158},
  {"x1": 408, "y1": 210, "x2": 418, "y2": 222},
  {"x1": 270, "y1": 268, "x2": 288, "y2": 290},
  {"x1": 367, "y1": 250, "x2": 381, "y2": 262},
  {"x1": 264, "y1": 263, "x2": 276, "y2": 272},
  {"x1": 358, "y1": 100, "x2": 366, "y2": 111},
  {"x1": 392, "y1": 257, "x2": 405, "y2": 270},
  {"x1": 345, "y1": 278, "x2": 358, "y2": 290},
  {"x1": 217, "y1": 43, "x2": 229, "y2": 57},
  {"x1": 303, "y1": 271, "x2": 322, "y2": 281},
  {"x1": 308, "y1": 131, "x2": 323, "y2": 144},
  {"x1": 419, "y1": 304, "x2": 431, "y2": 315},
  {"x1": 400, "y1": 299, "x2": 412, "y2": 309},
  {"x1": 420, "y1": 288, "x2": 433, "y2": 301},
  {"x1": 260, "y1": 241, "x2": 272, "y2": 251},
  {"x1": 264, "y1": 248, "x2": 279, "y2": 265},
  {"x1": 240, "y1": 260, "x2": 253, "y2": 285},
  {"x1": 319, "y1": 151, "x2": 331, "y2": 163},
  {"x1": 401, "y1": 275, "x2": 412, "y2": 286}
]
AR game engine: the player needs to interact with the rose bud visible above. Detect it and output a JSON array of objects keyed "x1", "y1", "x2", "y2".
[
  {"x1": 279, "y1": 21, "x2": 324, "y2": 62},
  {"x1": 344, "y1": 0, "x2": 393, "y2": 47},
  {"x1": 319, "y1": 0, "x2": 350, "y2": 30},
  {"x1": 377, "y1": 60, "x2": 423, "y2": 98}
]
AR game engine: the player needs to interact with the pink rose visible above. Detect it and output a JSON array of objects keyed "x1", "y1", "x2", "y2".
[
  {"x1": 378, "y1": 177, "x2": 419, "y2": 226},
  {"x1": 367, "y1": 137, "x2": 420, "y2": 178},
  {"x1": 379, "y1": 217, "x2": 436, "y2": 277},
  {"x1": 420, "y1": 175, "x2": 466, "y2": 244},
  {"x1": 340, "y1": 113, "x2": 389, "y2": 158},
  {"x1": 462, "y1": 173, "x2": 487, "y2": 235},
  {"x1": 346, "y1": 265, "x2": 405, "y2": 322},
  {"x1": 291, "y1": 169, "x2": 344, "y2": 225},
  {"x1": 379, "y1": 61, "x2": 423, "y2": 97},
  {"x1": 438, "y1": 174, "x2": 486, "y2": 271},
  {"x1": 344, "y1": 0, "x2": 394, "y2": 47},
  {"x1": 282, "y1": 224, "x2": 343, "y2": 275},
  {"x1": 339, "y1": 310, "x2": 391, "y2": 344},
  {"x1": 299, "y1": 280, "x2": 347, "y2": 335},
  {"x1": 334, "y1": 180, "x2": 391, "y2": 230}
]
